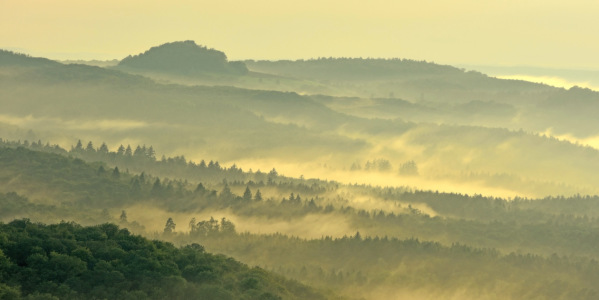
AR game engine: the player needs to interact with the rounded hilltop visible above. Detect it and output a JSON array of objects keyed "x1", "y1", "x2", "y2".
[{"x1": 118, "y1": 40, "x2": 248, "y2": 76}]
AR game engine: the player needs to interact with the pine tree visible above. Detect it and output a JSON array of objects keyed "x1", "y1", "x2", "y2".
[
  {"x1": 254, "y1": 189, "x2": 263, "y2": 201},
  {"x1": 147, "y1": 146, "x2": 156, "y2": 160},
  {"x1": 98, "y1": 142, "x2": 109, "y2": 154},
  {"x1": 125, "y1": 145, "x2": 133, "y2": 157},
  {"x1": 134, "y1": 145, "x2": 144, "y2": 157},
  {"x1": 112, "y1": 167, "x2": 120, "y2": 179},
  {"x1": 85, "y1": 141, "x2": 95, "y2": 152},
  {"x1": 243, "y1": 186, "x2": 252, "y2": 201},
  {"x1": 116, "y1": 145, "x2": 125, "y2": 156},
  {"x1": 194, "y1": 183, "x2": 206, "y2": 193},
  {"x1": 72, "y1": 140, "x2": 83, "y2": 152}
]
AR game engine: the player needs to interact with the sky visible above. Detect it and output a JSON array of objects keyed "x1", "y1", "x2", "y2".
[{"x1": 2, "y1": 0, "x2": 599, "y2": 69}]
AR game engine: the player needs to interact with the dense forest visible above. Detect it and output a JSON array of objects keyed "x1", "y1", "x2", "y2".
[
  {"x1": 1, "y1": 140, "x2": 599, "y2": 299},
  {"x1": 0, "y1": 220, "x2": 329, "y2": 300},
  {"x1": 3, "y1": 41, "x2": 599, "y2": 299}
]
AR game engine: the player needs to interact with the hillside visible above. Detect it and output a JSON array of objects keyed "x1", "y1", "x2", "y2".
[
  {"x1": 245, "y1": 58, "x2": 599, "y2": 138},
  {"x1": 117, "y1": 41, "x2": 248, "y2": 76},
  {"x1": 2, "y1": 142, "x2": 599, "y2": 299},
  {"x1": 5, "y1": 48, "x2": 599, "y2": 198},
  {"x1": 0, "y1": 219, "x2": 329, "y2": 300}
]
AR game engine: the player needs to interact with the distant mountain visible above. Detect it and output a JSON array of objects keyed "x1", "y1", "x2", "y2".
[
  {"x1": 245, "y1": 57, "x2": 466, "y2": 81},
  {"x1": 0, "y1": 49, "x2": 151, "y2": 86},
  {"x1": 0, "y1": 49, "x2": 59, "y2": 67},
  {"x1": 117, "y1": 41, "x2": 248, "y2": 76}
]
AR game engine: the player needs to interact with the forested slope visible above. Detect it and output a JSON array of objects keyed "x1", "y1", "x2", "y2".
[
  {"x1": 5, "y1": 48, "x2": 599, "y2": 197},
  {"x1": 1, "y1": 142, "x2": 599, "y2": 299},
  {"x1": 0, "y1": 220, "x2": 329, "y2": 300},
  {"x1": 4, "y1": 43, "x2": 599, "y2": 300}
]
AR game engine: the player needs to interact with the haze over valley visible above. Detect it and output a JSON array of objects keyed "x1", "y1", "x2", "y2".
[{"x1": 3, "y1": 23, "x2": 599, "y2": 300}]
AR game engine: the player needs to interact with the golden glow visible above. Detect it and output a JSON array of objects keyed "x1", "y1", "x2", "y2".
[
  {"x1": 497, "y1": 75, "x2": 599, "y2": 91},
  {"x1": 1, "y1": 0, "x2": 599, "y2": 68}
]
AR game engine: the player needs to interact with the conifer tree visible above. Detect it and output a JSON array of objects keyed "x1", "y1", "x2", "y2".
[
  {"x1": 98, "y1": 142, "x2": 109, "y2": 154},
  {"x1": 112, "y1": 167, "x2": 120, "y2": 179},
  {"x1": 85, "y1": 141, "x2": 95, "y2": 152},
  {"x1": 254, "y1": 189, "x2": 263, "y2": 201},
  {"x1": 243, "y1": 186, "x2": 253, "y2": 201}
]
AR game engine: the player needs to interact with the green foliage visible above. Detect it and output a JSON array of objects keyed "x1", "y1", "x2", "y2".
[
  {"x1": 8, "y1": 44, "x2": 599, "y2": 300},
  {"x1": 0, "y1": 146, "x2": 131, "y2": 207},
  {"x1": 0, "y1": 220, "x2": 327, "y2": 300}
]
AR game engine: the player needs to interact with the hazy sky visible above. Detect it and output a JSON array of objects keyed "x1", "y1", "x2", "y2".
[{"x1": 2, "y1": 0, "x2": 599, "y2": 68}]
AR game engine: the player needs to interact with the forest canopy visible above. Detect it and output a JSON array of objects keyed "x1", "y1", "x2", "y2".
[{"x1": 0, "y1": 219, "x2": 328, "y2": 300}]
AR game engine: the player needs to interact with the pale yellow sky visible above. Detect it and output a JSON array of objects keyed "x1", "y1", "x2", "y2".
[{"x1": 2, "y1": 0, "x2": 599, "y2": 68}]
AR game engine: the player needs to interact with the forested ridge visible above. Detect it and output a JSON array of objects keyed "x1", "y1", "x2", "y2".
[
  {"x1": 2, "y1": 140, "x2": 599, "y2": 299},
  {"x1": 173, "y1": 224, "x2": 599, "y2": 300},
  {"x1": 5, "y1": 47, "x2": 599, "y2": 198},
  {"x1": 4, "y1": 43, "x2": 599, "y2": 299},
  {"x1": 0, "y1": 220, "x2": 329, "y2": 300}
]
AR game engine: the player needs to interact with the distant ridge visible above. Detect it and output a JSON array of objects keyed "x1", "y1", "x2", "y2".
[
  {"x1": 117, "y1": 40, "x2": 248, "y2": 76},
  {"x1": 0, "y1": 49, "x2": 59, "y2": 67}
]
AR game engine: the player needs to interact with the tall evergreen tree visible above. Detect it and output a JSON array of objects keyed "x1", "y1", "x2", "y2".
[
  {"x1": 116, "y1": 145, "x2": 125, "y2": 156},
  {"x1": 98, "y1": 142, "x2": 109, "y2": 154},
  {"x1": 254, "y1": 189, "x2": 263, "y2": 201},
  {"x1": 125, "y1": 145, "x2": 133, "y2": 157},
  {"x1": 85, "y1": 141, "x2": 95, "y2": 152},
  {"x1": 243, "y1": 186, "x2": 253, "y2": 201},
  {"x1": 112, "y1": 167, "x2": 120, "y2": 179}
]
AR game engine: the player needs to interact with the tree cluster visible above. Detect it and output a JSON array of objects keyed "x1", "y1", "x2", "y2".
[{"x1": 0, "y1": 220, "x2": 327, "y2": 300}]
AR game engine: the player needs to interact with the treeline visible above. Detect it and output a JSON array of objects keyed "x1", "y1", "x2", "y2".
[
  {"x1": 349, "y1": 159, "x2": 419, "y2": 175},
  {"x1": 0, "y1": 138, "x2": 335, "y2": 193},
  {"x1": 4, "y1": 142, "x2": 599, "y2": 260},
  {"x1": 245, "y1": 57, "x2": 465, "y2": 81},
  {"x1": 170, "y1": 219, "x2": 599, "y2": 300},
  {"x1": 0, "y1": 220, "x2": 330, "y2": 300},
  {"x1": 0, "y1": 145, "x2": 333, "y2": 220},
  {"x1": 357, "y1": 184, "x2": 599, "y2": 221},
  {"x1": 5, "y1": 142, "x2": 599, "y2": 260}
]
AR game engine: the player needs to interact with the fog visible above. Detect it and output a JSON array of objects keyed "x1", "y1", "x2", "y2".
[
  {"x1": 496, "y1": 74, "x2": 599, "y2": 91},
  {"x1": 3, "y1": 46, "x2": 599, "y2": 299}
]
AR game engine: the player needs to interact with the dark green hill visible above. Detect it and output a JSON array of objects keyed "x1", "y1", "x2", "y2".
[
  {"x1": 0, "y1": 219, "x2": 328, "y2": 300},
  {"x1": 117, "y1": 41, "x2": 248, "y2": 76}
]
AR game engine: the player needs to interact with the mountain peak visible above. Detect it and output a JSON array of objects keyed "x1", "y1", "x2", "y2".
[{"x1": 117, "y1": 40, "x2": 248, "y2": 75}]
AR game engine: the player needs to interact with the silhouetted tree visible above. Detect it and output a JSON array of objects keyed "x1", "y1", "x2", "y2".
[
  {"x1": 98, "y1": 142, "x2": 109, "y2": 154},
  {"x1": 116, "y1": 145, "x2": 125, "y2": 156},
  {"x1": 112, "y1": 167, "x2": 120, "y2": 179},
  {"x1": 254, "y1": 189, "x2": 263, "y2": 201},
  {"x1": 164, "y1": 217, "x2": 176, "y2": 234},
  {"x1": 243, "y1": 186, "x2": 252, "y2": 201},
  {"x1": 85, "y1": 141, "x2": 95, "y2": 152},
  {"x1": 120, "y1": 210, "x2": 127, "y2": 223}
]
